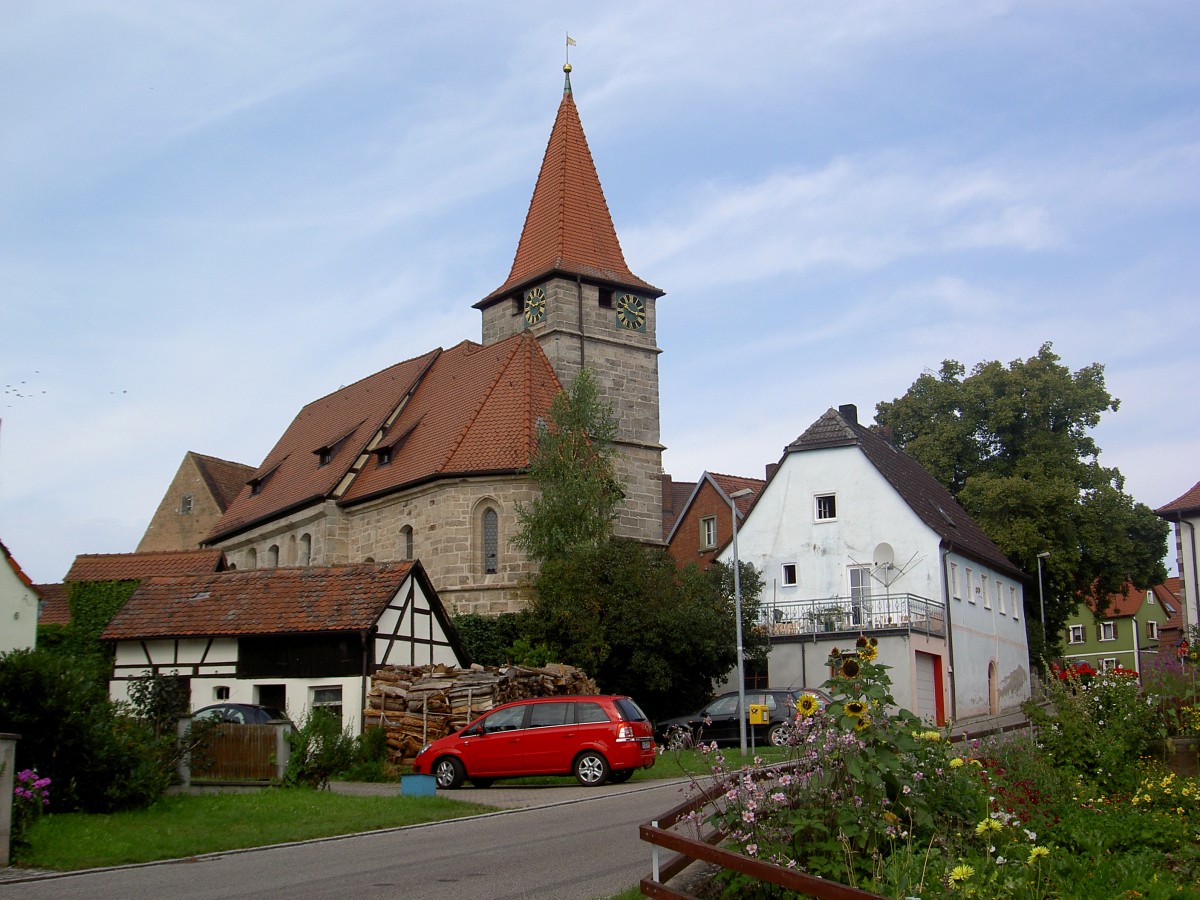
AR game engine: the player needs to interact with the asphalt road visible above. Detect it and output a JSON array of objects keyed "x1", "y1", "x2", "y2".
[{"x1": 1, "y1": 779, "x2": 699, "y2": 900}]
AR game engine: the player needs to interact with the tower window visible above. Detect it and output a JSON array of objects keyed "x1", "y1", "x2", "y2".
[{"x1": 180, "y1": 494, "x2": 193, "y2": 514}]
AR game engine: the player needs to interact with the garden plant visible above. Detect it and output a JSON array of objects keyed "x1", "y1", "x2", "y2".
[{"x1": 674, "y1": 636, "x2": 1200, "y2": 898}]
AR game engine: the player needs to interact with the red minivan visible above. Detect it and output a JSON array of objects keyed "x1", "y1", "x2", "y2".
[{"x1": 411, "y1": 695, "x2": 656, "y2": 788}]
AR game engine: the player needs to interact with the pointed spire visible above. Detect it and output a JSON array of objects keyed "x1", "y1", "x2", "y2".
[{"x1": 481, "y1": 66, "x2": 660, "y2": 304}]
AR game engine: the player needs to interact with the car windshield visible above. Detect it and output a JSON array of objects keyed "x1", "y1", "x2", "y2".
[{"x1": 614, "y1": 697, "x2": 649, "y2": 722}]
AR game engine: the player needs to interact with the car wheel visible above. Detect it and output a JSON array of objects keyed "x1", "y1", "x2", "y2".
[
  {"x1": 573, "y1": 750, "x2": 609, "y2": 786},
  {"x1": 432, "y1": 756, "x2": 465, "y2": 789},
  {"x1": 768, "y1": 723, "x2": 791, "y2": 747},
  {"x1": 608, "y1": 769, "x2": 634, "y2": 784},
  {"x1": 469, "y1": 778, "x2": 494, "y2": 789}
]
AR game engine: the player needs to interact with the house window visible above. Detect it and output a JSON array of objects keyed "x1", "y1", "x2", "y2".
[
  {"x1": 965, "y1": 568, "x2": 975, "y2": 603},
  {"x1": 1099, "y1": 621, "x2": 1116, "y2": 642},
  {"x1": 1100, "y1": 658, "x2": 1118, "y2": 672},
  {"x1": 214, "y1": 685, "x2": 230, "y2": 701},
  {"x1": 377, "y1": 447, "x2": 393, "y2": 465},
  {"x1": 996, "y1": 580, "x2": 1005, "y2": 614},
  {"x1": 267, "y1": 545, "x2": 279, "y2": 567},
  {"x1": 482, "y1": 508, "x2": 498, "y2": 575},
  {"x1": 400, "y1": 525, "x2": 414, "y2": 561},
  {"x1": 849, "y1": 566, "x2": 872, "y2": 626},
  {"x1": 317, "y1": 448, "x2": 333, "y2": 466},
  {"x1": 814, "y1": 494, "x2": 837, "y2": 521},
  {"x1": 700, "y1": 516, "x2": 717, "y2": 550},
  {"x1": 299, "y1": 534, "x2": 312, "y2": 566},
  {"x1": 1068, "y1": 624, "x2": 1085, "y2": 644},
  {"x1": 180, "y1": 494, "x2": 193, "y2": 515},
  {"x1": 312, "y1": 686, "x2": 343, "y2": 725},
  {"x1": 781, "y1": 563, "x2": 797, "y2": 586},
  {"x1": 1148, "y1": 621, "x2": 1159, "y2": 640},
  {"x1": 1010, "y1": 586, "x2": 1019, "y2": 620},
  {"x1": 981, "y1": 574, "x2": 991, "y2": 609},
  {"x1": 950, "y1": 563, "x2": 960, "y2": 599}
]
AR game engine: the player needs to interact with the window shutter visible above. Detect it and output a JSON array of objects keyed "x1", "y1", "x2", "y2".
[
  {"x1": 1112, "y1": 620, "x2": 1119, "y2": 640},
  {"x1": 1096, "y1": 623, "x2": 1101, "y2": 641}
]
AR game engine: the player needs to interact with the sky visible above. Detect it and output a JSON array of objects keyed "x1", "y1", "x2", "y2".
[{"x1": 2, "y1": 2, "x2": 1197, "y2": 585}]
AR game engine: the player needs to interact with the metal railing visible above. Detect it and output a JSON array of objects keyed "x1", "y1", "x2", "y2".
[{"x1": 757, "y1": 593, "x2": 945, "y2": 638}]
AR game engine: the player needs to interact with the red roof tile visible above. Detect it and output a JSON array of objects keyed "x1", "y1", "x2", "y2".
[
  {"x1": 65, "y1": 549, "x2": 226, "y2": 582},
  {"x1": 481, "y1": 72, "x2": 659, "y2": 304},
  {"x1": 1, "y1": 539, "x2": 36, "y2": 591},
  {"x1": 708, "y1": 472, "x2": 767, "y2": 518},
  {"x1": 102, "y1": 562, "x2": 417, "y2": 640},
  {"x1": 207, "y1": 334, "x2": 561, "y2": 542},
  {"x1": 192, "y1": 453, "x2": 256, "y2": 511},
  {"x1": 1083, "y1": 581, "x2": 1148, "y2": 618},
  {"x1": 34, "y1": 583, "x2": 70, "y2": 625},
  {"x1": 1157, "y1": 480, "x2": 1200, "y2": 516}
]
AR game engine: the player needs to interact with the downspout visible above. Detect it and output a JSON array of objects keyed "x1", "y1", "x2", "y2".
[
  {"x1": 360, "y1": 629, "x2": 371, "y2": 737},
  {"x1": 941, "y1": 544, "x2": 958, "y2": 723}
]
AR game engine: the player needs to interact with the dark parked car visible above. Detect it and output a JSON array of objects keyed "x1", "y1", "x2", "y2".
[
  {"x1": 191, "y1": 703, "x2": 290, "y2": 725},
  {"x1": 411, "y1": 695, "x2": 656, "y2": 788},
  {"x1": 655, "y1": 688, "x2": 830, "y2": 748}
]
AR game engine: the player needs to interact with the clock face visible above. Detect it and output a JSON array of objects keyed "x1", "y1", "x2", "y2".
[
  {"x1": 523, "y1": 287, "x2": 547, "y2": 326},
  {"x1": 615, "y1": 293, "x2": 646, "y2": 331}
]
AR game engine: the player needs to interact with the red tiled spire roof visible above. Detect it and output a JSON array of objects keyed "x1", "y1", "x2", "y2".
[
  {"x1": 480, "y1": 68, "x2": 660, "y2": 305},
  {"x1": 206, "y1": 333, "x2": 562, "y2": 543}
]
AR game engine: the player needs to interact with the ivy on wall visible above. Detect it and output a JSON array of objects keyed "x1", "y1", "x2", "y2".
[{"x1": 62, "y1": 579, "x2": 139, "y2": 659}]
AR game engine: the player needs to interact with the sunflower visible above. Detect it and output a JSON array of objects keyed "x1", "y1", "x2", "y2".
[
  {"x1": 853, "y1": 716, "x2": 872, "y2": 732},
  {"x1": 840, "y1": 656, "x2": 861, "y2": 678},
  {"x1": 858, "y1": 642, "x2": 879, "y2": 662},
  {"x1": 855, "y1": 636, "x2": 868, "y2": 649},
  {"x1": 844, "y1": 700, "x2": 867, "y2": 718},
  {"x1": 796, "y1": 693, "x2": 821, "y2": 717}
]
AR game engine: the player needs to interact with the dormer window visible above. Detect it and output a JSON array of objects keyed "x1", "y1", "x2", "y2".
[
  {"x1": 180, "y1": 494, "x2": 193, "y2": 514},
  {"x1": 317, "y1": 448, "x2": 333, "y2": 467},
  {"x1": 249, "y1": 479, "x2": 263, "y2": 496},
  {"x1": 377, "y1": 447, "x2": 393, "y2": 466}
]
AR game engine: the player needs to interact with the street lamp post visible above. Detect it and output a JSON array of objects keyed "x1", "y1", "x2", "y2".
[
  {"x1": 1037, "y1": 551, "x2": 1051, "y2": 652},
  {"x1": 728, "y1": 487, "x2": 754, "y2": 757}
]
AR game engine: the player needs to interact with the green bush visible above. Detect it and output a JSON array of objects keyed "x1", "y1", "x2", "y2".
[
  {"x1": 0, "y1": 648, "x2": 169, "y2": 812},
  {"x1": 282, "y1": 711, "x2": 356, "y2": 790}
]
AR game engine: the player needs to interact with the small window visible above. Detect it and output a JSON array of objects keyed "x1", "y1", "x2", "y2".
[
  {"x1": 781, "y1": 563, "x2": 798, "y2": 586},
  {"x1": 951, "y1": 563, "x2": 960, "y2": 599},
  {"x1": 377, "y1": 447, "x2": 393, "y2": 466},
  {"x1": 996, "y1": 581, "x2": 1005, "y2": 614},
  {"x1": 1099, "y1": 621, "x2": 1116, "y2": 642},
  {"x1": 317, "y1": 448, "x2": 333, "y2": 467},
  {"x1": 400, "y1": 525, "x2": 414, "y2": 561},
  {"x1": 965, "y1": 568, "x2": 975, "y2": 603},
  {"x1": 815, "y1": 494, "x2": 837, "y2": 521},
  {"x1": 180, "y1": 494, "x2": 194, "y2": 515},
  {"x1": 312, "y1": 686, "x2": 343, "y2": 725},
  {"x1": 267, "y1": 545, "x2": 279, "y2": 567},
  {"x1": 1100, "y1": 658, "x2": 1118, "y2": 672},
  {"x1": 1010, "y1": 587, "x2": 1019, "y2": 620},
  {"x1": 214, "y1": 685, "x2": 231, "y2": 701},
  {"x1": 982, "y1": 574, "x2": 991, "y2": 609},
  {"x1": 700, "y1": 516, "x2": 717, "y2": 550},
  {"x1": 1148, "y1": 621, "x2": 1159, "y2": 640},
  {"x1": 1068, "y1": 624, "x2": 1085, "y2": 644},
  {"x1": 299, "y1": 534, "x2": 312, "y2": 566}
]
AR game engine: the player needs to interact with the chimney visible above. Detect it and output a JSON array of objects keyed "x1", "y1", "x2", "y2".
[
  {"x1": 838, "y1": 404, "x2": 858, "y2": 425},
  {"x1": 765, "y1": 462, "x2": 779, "y2": 481}
]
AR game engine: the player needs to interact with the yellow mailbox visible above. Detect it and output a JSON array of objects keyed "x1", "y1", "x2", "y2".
[{"x1": 748, "y1": 703, "x2": 769, "y2": 725}]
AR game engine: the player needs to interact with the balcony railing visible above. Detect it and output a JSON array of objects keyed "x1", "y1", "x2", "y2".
[{"x1": 757, "y1": 593, "x2": 946, "y2": 639}]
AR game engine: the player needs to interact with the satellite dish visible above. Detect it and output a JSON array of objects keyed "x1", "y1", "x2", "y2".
[{"x1": 873, "y1": 542, "x2": 895, "y2": 567}]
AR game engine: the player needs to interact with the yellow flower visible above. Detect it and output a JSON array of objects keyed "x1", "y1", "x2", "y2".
[
  {"x1": 859, "y1": 643, "x2": 879, "y2": 662},
  {"x1": 841, "y1": 657, "x2": 862, "y2": 678},
  {"x1": 844, "y1": 700, "x2": 867, "y2": 718},
  {"x1": 854, "y1": 716, "x2": 872, "y2": 732},
  {"x1": 796, "y1": 693, "x2": 821, "y2": 717},
  {"x1": 949, "y1": 757, "x2": 965, "y2": 769},
  {"x1": 949, "y1": 863, "x2": 975, "y2": 883},
  {"x1": 1027, "y1": 846, "x2": 1050, "y2": 863},
  {"x1": 975, "y1": 818, "x2": 1002, "y2": 835}
]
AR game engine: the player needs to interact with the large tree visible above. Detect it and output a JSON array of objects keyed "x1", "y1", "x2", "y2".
[
  {"x1": 875, "y1": 342, "x2": 1168, "y2": 654},
  {"x1": 512, "y1": 368, "x2": 765, "y2": 719}
]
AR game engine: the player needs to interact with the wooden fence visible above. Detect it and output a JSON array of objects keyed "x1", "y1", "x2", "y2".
[
  {"x1": 639, "y1": 764, "x2": 886, "y2": 899},
  {"x1": 179, "y1": 721, "x2": 291, "y2": 784}
]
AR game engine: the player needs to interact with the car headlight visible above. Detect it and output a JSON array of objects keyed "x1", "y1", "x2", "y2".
[{"x1": 415, "y1": 743, "x2": 431, "y2": 758}]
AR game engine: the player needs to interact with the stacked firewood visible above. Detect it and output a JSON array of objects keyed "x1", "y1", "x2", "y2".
[{"x1": 364, "y1": 662, "x2": 597, "y2": 765}]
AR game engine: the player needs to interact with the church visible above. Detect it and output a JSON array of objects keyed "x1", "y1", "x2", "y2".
[{"x1": 191, "y1": 65, "x2": 666, "y2": 615}]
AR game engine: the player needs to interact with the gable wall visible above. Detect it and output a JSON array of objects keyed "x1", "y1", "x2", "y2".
[
  {"x1": 668, "y1": 480, "x2": 734, "y2": 569},
  {"x1": 0, "y1": 560, "x2": 38, "y2": 652},
  {"x1": 138, "y1": 455, "x2": 229, "y2": 553}
]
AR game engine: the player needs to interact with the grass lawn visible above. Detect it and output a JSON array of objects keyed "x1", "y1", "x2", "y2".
[{"x1": 18, "y1": 790, "x2": 494, "y2": 871}]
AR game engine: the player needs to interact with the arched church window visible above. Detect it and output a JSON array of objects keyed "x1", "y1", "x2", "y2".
[
  {"x1": 482, "y1": 508, "x2": 498, "y2": 575},
  {"x1": 400, "y1": 525, "x2": 414, "y2": 561},
  {"x1": 299, "y1": 534, "x2": 312, "y2": 566}
]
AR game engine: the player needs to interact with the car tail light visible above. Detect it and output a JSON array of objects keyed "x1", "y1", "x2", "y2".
[{"x1": 616, "y1": 724, "x2": 635, "y2": 742}]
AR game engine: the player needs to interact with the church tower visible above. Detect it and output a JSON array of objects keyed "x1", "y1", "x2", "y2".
[{"x1": 475, "y1": 65, "x2": 664, "y2": 545}]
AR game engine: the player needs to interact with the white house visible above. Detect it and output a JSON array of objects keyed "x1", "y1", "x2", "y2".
[
  {"x1": 0, "y1": 540, "x2": 39, "y2": 653},
  {"x1": 102, "y1": 560, "x2": 467, "y2": 732},
  {"x1": 1157, "y1": 479, "x2": 1199, "y2": 636},
  {"x1": 718, "y1": 405, "x2": 1030, "y2": 725}
]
